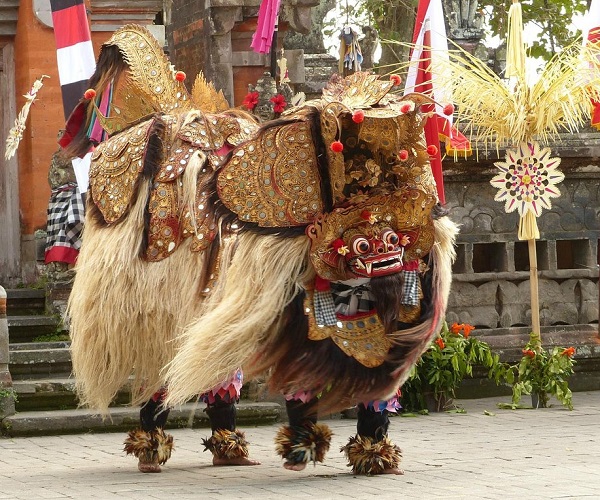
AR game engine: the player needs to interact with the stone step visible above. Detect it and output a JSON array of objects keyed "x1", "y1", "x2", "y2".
[
  {"x1": 11, "y1": 377, "x2": 130, "y2": 412},
  {"x1": 0, "y1": 401, "x2": 282, "y2": 437},
  {"x1": 7, "y1": 315, "x2": 62, "y2": 343},
  {"x1": 5, "y1": 288, "x2": 46, "y2": 316},
  {"x1": 9, "y1": 342, "x2": 72, "y2": 380}
]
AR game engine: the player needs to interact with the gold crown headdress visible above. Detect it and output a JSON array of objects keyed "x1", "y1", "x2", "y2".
[{"x1": 85, "y1": 25, "x2": 230, "y2": 136}]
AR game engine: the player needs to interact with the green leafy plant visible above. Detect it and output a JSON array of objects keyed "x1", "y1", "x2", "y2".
[
  {"x1": 0, "y1": 388, "x2": 18, "y2": 403},
  {"x1": 401, "y1": 321, "x2": 508, "y2": 412},
  {"x1": 32, "y1": 332, "x2": 70, "y2": 343},
  {"x1": 504, "y1": 332, "x2": 575, "y2": 410}
]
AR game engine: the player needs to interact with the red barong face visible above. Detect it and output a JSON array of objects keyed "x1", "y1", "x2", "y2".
[{"x1": 342, "y1": 224, "x2": 408, "y2": 278}]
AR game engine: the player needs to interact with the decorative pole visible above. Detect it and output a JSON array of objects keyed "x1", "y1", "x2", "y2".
[{"x1": 408, "y1": 0, "x2": 600, "y2": 342}]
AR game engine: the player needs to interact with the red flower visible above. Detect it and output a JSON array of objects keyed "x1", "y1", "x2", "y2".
[
  {"x1": 390, "y1": 74, "x2": 402, "y2": 86},
  {"x1": 427, "y1": 144, "x2": 438, "y2": 156},
  {"x1": 562, "y1": 347, "x2": 575, "y2": 357},
  {"x1": 175, "y1": 71, "x2": 186, "y2": 82},
  {"x1": 352, "y1": 110, "x2": 365, "y2": 123},
  {"x1": 443, "y1": 103, "x2": 455, "y2": 116},
  {"x1": 330, "y1": 141, "x2": 344, "y2": 153},
  {"x1": 84, "y1": 88, "x2": 96, "y2": 100},
  {"x1": 435, "y1": 337, "x2": 445, "y2": 349},
  {"x1": 522, "y1": 349, "x2": 536, "y2": 358},
  {"x1": 243, "y1": 91, "x2": 259, "y2": 110},
  {"x1": 462, "y1": 324, "x2": 475, "y2": 338},
  {"x1": 270, "y1": 94, "x2": 287, "y2": 113},
  {"x1": 450, "y1": 322, "x2": 462, "y2": 335},
  {"x1": 331, "y1": 238, "x2": 345, "y2": 251},
  {"x1": 398, "y1": 149, "x2": 409, "y2": 161}
]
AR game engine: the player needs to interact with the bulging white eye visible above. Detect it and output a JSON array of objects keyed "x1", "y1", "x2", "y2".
[
  {"x1": 352, "y1": 237, "x2": 370, "y2": 255},
  {"x1": 382, "y1": 229, "x2": 399, "y2": 247}
]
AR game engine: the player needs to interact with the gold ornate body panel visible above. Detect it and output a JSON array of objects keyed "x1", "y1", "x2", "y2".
[
  {"x1": 304, "y1": 290, "x2": 391, "y2": 368},
  {"x1": 217, "y1": 120, "x2": 323, "y2": 227},
  {"x1": 89, "y1": 117, "x2": 157, "y2": 224}
]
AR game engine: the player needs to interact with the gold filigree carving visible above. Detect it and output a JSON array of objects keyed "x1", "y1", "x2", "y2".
[
  {"x1": 217, "y1": 120, "x2": 323, "y2": 227},
  {"x1": 321, "y1": 72, "x2": 394, "y2": 108},
  {"x1": 191, "y1": 72, "x2": 229, "y2": 113},
  {"x1": 304, "y1": 290, "x2": 391, "y2": 368},
  {"x1": 146, "y1": 181, "x2": 181, "y2": 261},
  {"x1": 89, "y1": 117, "x2": 156, "y2": 224}
]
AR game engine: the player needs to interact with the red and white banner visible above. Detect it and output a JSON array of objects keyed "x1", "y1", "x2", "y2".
[
  {"x1": 404, "y1": 0, "x2": 471, "y2": 204},
  {"x1": 582, "y1": 0, "x2": 600, "y2": 129},
  {"x1": 50, "y1": 0, "x2": 96, "y2": 119}
]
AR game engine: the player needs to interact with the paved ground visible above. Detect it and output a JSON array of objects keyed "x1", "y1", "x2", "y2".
[{"x1": 1, "y1": 392, "x2": 599, "y2": 499}]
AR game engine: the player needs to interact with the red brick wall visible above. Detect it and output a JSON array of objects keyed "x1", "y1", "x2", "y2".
[
  {"x1": 168, "y1": 9, "x2": 287, "y2": 106},
  {"x1": 166, "y1": 2, "x2": 209, "y2": 83}
]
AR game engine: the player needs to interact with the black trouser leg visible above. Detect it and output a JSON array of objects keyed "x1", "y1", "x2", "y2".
[
  {"x1": 205, "y1": 397, "x2": 236, "y2": 433},
  {"x1": 285, "y1": 397, "x2": 318, "y2": 427},
  {"x1": 356, "y1": 403, "x2": 390, "y2": 442},
  {"x1": 140, "y1": 393, "x2": 170, "y2": 432}
]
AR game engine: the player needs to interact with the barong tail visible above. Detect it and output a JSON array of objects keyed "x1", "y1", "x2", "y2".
[{"x1": 66, "y1": 25, "x2": 457, "y2": 415}]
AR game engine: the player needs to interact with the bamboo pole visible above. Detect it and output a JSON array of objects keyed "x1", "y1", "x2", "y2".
[{"x1": 527, "y1": 238, "x2": 541, "y2": 337}]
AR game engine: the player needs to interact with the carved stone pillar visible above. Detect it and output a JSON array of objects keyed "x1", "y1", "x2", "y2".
[
  {"x1": 208, "y1": 6, "x2": 243, "y2": 106},
  {"x1": 167, "y1": 0, "x2": 319, "y2": 107},
  {"x1": 442, "y1": 0, "x2": 485, "y2": 56}
]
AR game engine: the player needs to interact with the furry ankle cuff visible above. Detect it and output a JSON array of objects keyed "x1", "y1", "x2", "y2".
[
  {"x1": 123, "y1": 428, "x2": 174, "y2": 465},
  {"x1": 341, "y1": 434, "x2": 402, "y2": 475},
  {"x1": 275, "y1": 422, "x2": 332, "y2": 465},
  {"x1": 202, "y1": 429, "x2": 249, "y2": 460}
]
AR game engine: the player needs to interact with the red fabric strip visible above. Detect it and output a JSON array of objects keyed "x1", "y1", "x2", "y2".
[
  {"x1": 45, "y1": 246, "x2": 79, "y2": 265},
  {"x1": 51, "y1": 4, "x2": 91, "y2": 49}
]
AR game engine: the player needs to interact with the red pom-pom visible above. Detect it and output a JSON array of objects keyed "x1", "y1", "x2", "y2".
[
  {"x1": 175, "y1": 71, "x2": 186, "y2": 82},
  {"x1": 330, "y1": 141, "x2": 344, "y2": 153},
  {"x1": 360, "y1": 210, "x2": 372, "y2": 221},
  {"x1": 427, "y1": 144, "x2": 438, "y2": 156},
  {"x1": 443, "y1": 103, "x2": 455, "y2": 116},
  {"x1": 332, "y1": 238, "x2": 345, "y2": 250},
  {"x1": 390, "y1": 74, "x2": 402, "y2": 86},
  {"x1": 352, "y1": 110, "x2": 365, "y2": 123},
  {"x1": 84, "y1": 88, "x2": 96, "y2": 100},
  {"x1": 400, "y1": 103, "x2": 412, "y2": 114},
  {"x1": 398, "y1": 150, "x2": 409, "y2": 161}
]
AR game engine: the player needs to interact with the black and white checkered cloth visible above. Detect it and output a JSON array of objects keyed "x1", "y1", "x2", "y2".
[
  {"x1": 45, "y1": 182, "x2": 84, "y2": 263},
  {"x1": 331, "y1": 280, "x2": 375, "y2": 316},
  {"x1": 401, "y1": 270, "x2": 420, "y2": 306},
  {"x1": 314, "y1": 290, "x2": 338, "y2": 325},
  {"x1": 313, "y1": 271, "x2": 420, "y2": 323}
]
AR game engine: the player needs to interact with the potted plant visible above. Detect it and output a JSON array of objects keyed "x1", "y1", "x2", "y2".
[
  {"x1": 505, "y1": 332, "x2": 576, "y2": 410},
  {"x1": 401, "y1": 322, "x2": 508, "y2": 412}
]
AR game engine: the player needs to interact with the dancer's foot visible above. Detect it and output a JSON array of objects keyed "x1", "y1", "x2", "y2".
[
  {"x1": 138, "y1": 457, "x2": 161, "y2": 473},
  {"x1": 283, "y1": 461, "x2": 307, "y2": 471},
  {"x1": 213, "y1": 456, "x2": 261, "y2": 466},
  {"x1": 382, "y1": 466, "x2": 404, "y2": 475}
]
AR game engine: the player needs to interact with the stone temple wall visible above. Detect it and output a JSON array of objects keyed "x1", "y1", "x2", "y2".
[{"x1": 443, "y1": 134, "x2": 600, "y2": 334}]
